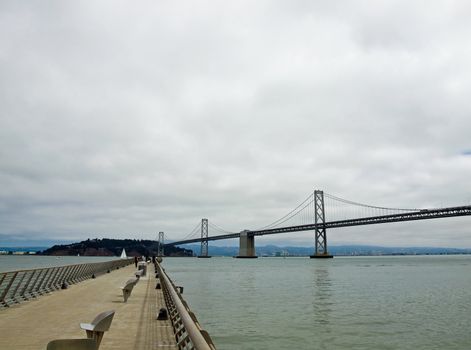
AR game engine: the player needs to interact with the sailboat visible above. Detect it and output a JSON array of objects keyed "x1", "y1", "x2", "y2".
[{"x1": 120, "y1": 249, "x2": 127, "y2": 259}]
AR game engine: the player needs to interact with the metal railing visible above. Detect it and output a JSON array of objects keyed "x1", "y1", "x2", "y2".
[
  {"x1": 0, "y1": 258, "x2": 134, "y2": 308},
  {"x1": 155, "y1": 262, "x2": 216, "y2": 350}
]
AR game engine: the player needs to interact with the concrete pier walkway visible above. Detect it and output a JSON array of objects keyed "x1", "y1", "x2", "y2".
[{"x1": 0, "y1": 264, "x2": 177, "y2": 350}]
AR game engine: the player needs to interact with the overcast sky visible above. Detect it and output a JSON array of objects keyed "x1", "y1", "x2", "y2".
[{"x1": 1, "y1": 1, "x2": 471, "y2": 248}]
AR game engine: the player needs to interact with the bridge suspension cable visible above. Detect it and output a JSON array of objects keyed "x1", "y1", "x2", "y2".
[
  {"x1": 258, "y1": 192, "x2": 315, "y2": 230},
  {"x1": 323, "y1": 193, "x2": 421, "y2": 212},
  {"x1": 178, "y1": 221, "x2": 201, "y2": 241},
  {"x1": 255, "y1": 190, "x2": 427, "y2": 231},
  {"x1": 208, "y1": 222, "x2": 236, "y2": 235},
  {"x1": 324, "y1": 192, "x2": 424, "y2": 222},
  {"x1": 163, "y1": 190, "x2": 471, "y2": 251}
]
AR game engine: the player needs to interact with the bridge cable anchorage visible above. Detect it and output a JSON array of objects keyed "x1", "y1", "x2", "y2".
[{"x1": 258, "y1": 192, "x2": 315, "y2": 230}]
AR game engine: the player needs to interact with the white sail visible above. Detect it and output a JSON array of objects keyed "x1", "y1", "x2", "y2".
[{"x1": 120, "y1": 249, "x2": 127, "y2": 259}]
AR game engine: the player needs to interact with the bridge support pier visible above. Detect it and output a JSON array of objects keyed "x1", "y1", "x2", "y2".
[
  {"x1": 310, "y1": 190, "x2": 333, "y2": 259},
  {"x1": 235, "y1": 231, "x2": 257, "y2": 258}
]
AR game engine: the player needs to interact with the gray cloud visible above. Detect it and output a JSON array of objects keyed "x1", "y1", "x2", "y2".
[{"x1": 1, "y1": 1, "x2": 471, "y2": 247}]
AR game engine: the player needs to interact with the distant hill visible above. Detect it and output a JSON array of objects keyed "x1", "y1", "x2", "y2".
[
  {"x1": 40, "y1": 238, "x2": 193, "y2": 257},
  {"x1": 178, "y1": 244, "x2": 471, "y2": 257},
  {"x1": 0, "y1": 246, "x2": 49, "y2": 253}
]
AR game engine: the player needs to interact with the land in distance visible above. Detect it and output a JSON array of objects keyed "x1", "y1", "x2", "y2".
[
  {"x1": 38, "y1": 238, "x2": 192, "y2": 257},
  {"x1": 2, "y1": 242, "x2": 470, "y2": 257},
  {"x1": 179, "y1": 244, "x2": 471, "y2": 257}
]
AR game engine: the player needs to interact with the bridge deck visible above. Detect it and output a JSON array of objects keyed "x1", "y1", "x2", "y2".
[
  {"x1": 166, "y1": 205, "x2": 471, "y2": 246},
  {"x1": 0, "y1": 264, "x2": 177, "y2": 350}
]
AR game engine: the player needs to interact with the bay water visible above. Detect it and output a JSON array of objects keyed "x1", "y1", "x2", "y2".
[
  {"x1": 0, "y1": 255, "x2": 122, "y2": 273},
  {"x1": 162, "y1": 255, "x2": 471, "y2": 350}
]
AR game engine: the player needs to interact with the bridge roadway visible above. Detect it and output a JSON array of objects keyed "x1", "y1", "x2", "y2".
[
  {"x1": 166, "y1": 205, "x2": 471, "y2": 246},
  {"x1": 0, "y1": 264, "x2": 177, "y2": 350}
]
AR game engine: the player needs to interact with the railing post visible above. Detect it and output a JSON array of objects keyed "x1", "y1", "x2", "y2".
[
  {"x1": 155, "y1": 262, "x2": 216, "y2": 349},
  {"x1": 44, "y1": 267, "x2": 61, "y2": 292},
  {"x1": 311, "y1": 190, "x2": 333, "y2": 259},
  {"x1": 25, "y1": 270, "x2": 42, "y2": 298},
  {"x1": 10, "y1": 270, "x2": 30, "y2": 303},
  {"x1": 0, "y1": 272, "x2": 19, "y2": 306},
  {"x1": 36, "y1": 268, "x2": 51, "y2": 295},
  {"x1": 58, "y1": 265, "x2": 74, "y2": 287},
  {"x1": 70, "y1": 264, "x2": 86, "y2": 283}
]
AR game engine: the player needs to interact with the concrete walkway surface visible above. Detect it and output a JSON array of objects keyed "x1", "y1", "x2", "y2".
[{"x1": 0, "y1": 264, "x2": 177, "y2": 350}]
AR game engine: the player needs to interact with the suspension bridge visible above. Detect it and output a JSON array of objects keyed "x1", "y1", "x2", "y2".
[{"x1": 159, "y1": 190, "x2": 471, "y2": 258}]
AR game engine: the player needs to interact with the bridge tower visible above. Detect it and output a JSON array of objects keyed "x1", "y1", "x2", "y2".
[
  {"x1": 310, "y1": 190, "x2": 333, "y2": 259},
  {"x1": 198, "y1": 218, "x2": 211, "y2": 258},
  {"x1": 157, "y1": 231, "x2": 164, "y2": 257}
]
